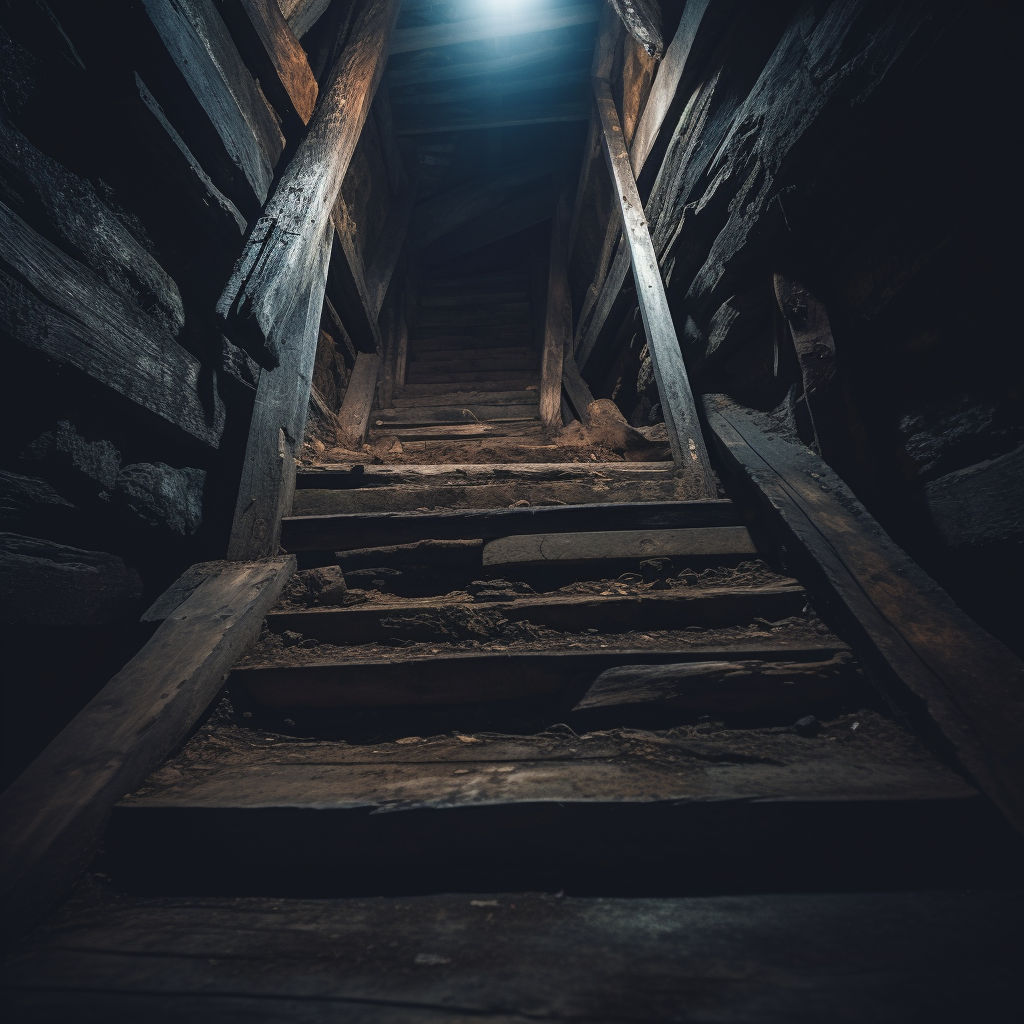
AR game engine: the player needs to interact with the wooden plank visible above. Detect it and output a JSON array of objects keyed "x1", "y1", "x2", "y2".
[
  {"x1": 610, "y1": 0, "x2": 663, "y2": 58},
  {"x1": 484, "y1": 526, "x2": 757, "y2": 566},
  {"x1": 296, "y1": 462, "x2": 679, "y2": 487},
  {"x1": 219, "y1": 0, "x2": 319, "y2": 127},
  {"x1": 394, "y1": 100, "x2": 589, "y2": 136},
  {"x1": 0, "y1": 201, "x2": 225, "y2": 450},
  {"x1": 267, "y1": 583, "x2": 808, "y2": 646},
  {"x1": 562, "y1": 353, "x2": 596, "y2": 424},
  {"x1": 424, "y1": 185, "x2": 558, "y2": 264},
  {"x1": 410, "y1": 344, "x2": 534, "y2": 363},
  {"x1": 217, "y1": 0, "x2": 399, "y2": 367},
  {"x1": 5, "y1": 893, "x2": 1020, "y2": 1021},
  {"x1": 396, "y1": 379, "x2": 540, "y2": 397},
  {"x1": 593, "y1": 77, "x2": 714, "y2": 491},
  {"x1": 227, "y1": 220, "x2": 333, "y2": 560},
  {"x1": 370, "y1": 422, "x2": 542, "y2": 442},
  {"x1": 540, "y1": 193, "x2": 571, "y2": 428},
  {"x1": 704, "y1": 396, "x2": 1024, "y2": 833},
  {"x1": 337, "y1": 352, "x2": 381, "y2": 451},
  {"x1": 410, "y1": 157, "x2": 557, "y2": 248},
  {"x1": 140, "y1": 0, "x2": 285, "y2": 213},
  {"x1": 388, "y1": 388, "x2": 538, "y2": 407},
  {"x1": 373, "y1": 405, "x2": 539, "y2": 425},
  {"x1": 389, "y1": 4, "x2": 600, "y2": 55},
  {"x1": 231, "y1": 641, "x2": 849, "y2": 710},
  {"x1": 0, "y1": 557, "x2": 295, "y2": 937},
  {"x1": 574, "y1": 653, "x2": 861, "y2": 719},
  {"x1": 281, "y1": 499, "x2": 741, "y2": 551}
]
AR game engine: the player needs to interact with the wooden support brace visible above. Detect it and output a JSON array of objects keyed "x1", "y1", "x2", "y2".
[
  {"x1": 338, "y1": 351, "x2": 382, "y2": 451},
  {"x1": 593, "y1": 76, "x2": 714, "y2": 493},
  {"x1": 540, "y1": 193, "x2": 572, "y2": 428},
  {"x1": 562, "y1": 353, "x2": 596, "y2": 425}
]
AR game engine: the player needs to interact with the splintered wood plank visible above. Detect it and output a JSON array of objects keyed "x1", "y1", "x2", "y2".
[
  {"x1": 705, "y1": 396, "x2": 1024, "y2": 833},
  {"x1": 217, "y1": 0, "x2": 399, "y2": 366},
  {"x1": 594, "y1": 76, "x2": 714, "y2": 490},
  {"x1": 266, "y1": 583, "x2": 808, "y2": 646},
  {"x1": 573, "y1": 653, "x2": 861, "y2": 719},
  {"x1": 484, "y1": 527, "x2": 757, "y2": 566},
  {"x1": 0, "y1": 558, "x2": 295, "y2": 935},
  {"x1": 389, "y1": 4, "x2": 600, "y2": 55},
  {"x1": 281, "y1": 500, "x2": 741, "y2": 551}
]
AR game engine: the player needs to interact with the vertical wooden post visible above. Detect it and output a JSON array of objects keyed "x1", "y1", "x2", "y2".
[
  {"x1": 337, "y1": 351, "x2": 381, "y2": 450},
  {"x1": 228, "y1": 220, "x2": 333, "y2": 559},
  {"x1": 593, "y1": 76, "x2": 715, "y2": 495},
  {"x1": 540, "y1": 192, "x2": 572, "y2": 428}
]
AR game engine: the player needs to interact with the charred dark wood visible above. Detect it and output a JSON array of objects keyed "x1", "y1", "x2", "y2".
[
  {"x1": 217, "y1": 0, "x2": 399, "y2": 368},
  {"x1": 0, "y1": 202, "x2": 224, "y2": 449},
  {"x1": 0, "y1": 113, "x2": 185, "y2": 338},
  {"x1": 218, "y1": 0, "x2": 318, "y2": 128}
]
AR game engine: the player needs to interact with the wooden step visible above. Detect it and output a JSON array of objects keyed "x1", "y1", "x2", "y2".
[
  {"x1": 390, "y1": 389, "x2": 539, "y2": 409},
  {"x1": 403, "y1": 372, "x2": 540, "y2": 388},
  {"x1": 408, "y1": 332, "x2": 536, "y2": 353},
  {"x1": 405, "y1": 356, "x2": 538, "y2": 378},
  {"x1": 296, "y1": 462, "x2": 678, "y2": 487},
  {"x1": 369, "y1": 404, "x2": 540, "y2": 427},
  {"x1": 422, "y1": 270, "x2": 529, "y2": 293},
  {"x1": 369, "y1": 422, "x2": 543, "y2": 443},
  {"x1": 265, "y1": 583, "x2": 809, "y2": 646},
  {"x1": 281, "y1": 500, "x2": 742, "y2": 552},
  {"x1": 420, "y1": 289, "x2": 529, "y2": 307},
  {"x1": 483, "y1": 527, "x2": 758, "y2": 566},
  {"x1": 415, "y1": 304, "x2": 531, "y2": 328},
  {"x1": 291, "y1": 478, "x2": 697, "y2": 514},
  {"x1": 407, "y1": 345, "x2": 537, "y2": 364},
  {"x1": 396, "y1": 380, "x2": 540, "y2": 397},
  {"x1": 9, "y1": 891, "x2": 1020, "y2": 1017},
  {"x1": 105, "y1": 722, "x2": 983, "y2": 895}
]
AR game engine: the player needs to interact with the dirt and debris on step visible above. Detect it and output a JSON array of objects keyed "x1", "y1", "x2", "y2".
[{"x1": 239, "y1": 614, "x2": 840, "y2": 667}]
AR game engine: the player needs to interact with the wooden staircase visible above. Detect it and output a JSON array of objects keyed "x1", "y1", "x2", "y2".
[{"x1": 370, "y1": 269, "x2": 546, "y2": 446}]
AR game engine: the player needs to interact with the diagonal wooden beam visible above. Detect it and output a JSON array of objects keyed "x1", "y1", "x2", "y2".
[
  {"x1": 593, "y1": 75, "x2": 714, "y2": 493},
  {"x1": 278, "y1": 0, "x2": 332, "y2": 39},
  {"x1": 217, "y1": 0, "x2": 400, "y2": 368},
  {"x1": 610, "y1": 0, "x2": 663, "y2": 59},
  {"x1": 389, "y1": 3, "x2": 600, "y2": 55}
]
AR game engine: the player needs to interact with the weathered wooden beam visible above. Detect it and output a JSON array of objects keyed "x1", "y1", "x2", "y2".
[
  {"x1": 389, "y1": 3, "x2": 600, "y2": 55},
  {"x1": 0, "y1": 201, "x2": 224, "y2": 450},
  {"x1": 329, "y1": 194, "x2": 384, "y2": 354},
  {"x1": 424, "y1": 183, "x2": 558, "y2": 264},
  {"x1": 411, "y1": 157, "x2": 557, "y2": 248},
  {"x1": 576, "y1": 0, "x2": 724, "y2": 367},
  {"x1": 609, "y1": 0, "x2": 663, "y2": 59},
  {"x1": 227, "y1": 218, "x2": 333, "y2": 560},
  {"x1": 386, "y1": 40, "x2": 592, "y2": 88},
  {"x1": 540, "y1": 193, "x2": 571, "y2": 428},
  {"x1": 562, "y1": 352, "x2": 596, "y2": 424},
  {"x1": 0, "y1": 556, "x2": 295, "y2": 938},
  {"x1": 704, "y1": 395, "x2": 1024, "y2": 834},
  {"x1": 593, "y1": 77, "x2": 714, "y2": 491},
  {"x1": 337, "y1": 351, "x2": 382, "y2": 450},
  {"x1": 219, "y1": 0, "x2": 318, "y2": 127},
  {"x1": 393, "y1": 100, "x2": 588, "y2": 136},
  {"x1": 277, "y1": 0, "x2": 331, "y2": 39},
  {"x1": 217, "y1": 0, "x2": 400, "y2": 368},
  {"x1": 140, "y1": 0, "x2": 285, "y2": 214}
]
